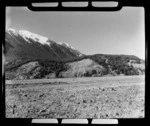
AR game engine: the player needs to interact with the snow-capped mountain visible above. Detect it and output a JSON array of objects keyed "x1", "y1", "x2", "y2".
[
  {"x1": 5, "y1": 28, "x2": 84, "y2": 64},
  {"x1": 5, "y1": 28, "x2": 145, "y2": 80}
]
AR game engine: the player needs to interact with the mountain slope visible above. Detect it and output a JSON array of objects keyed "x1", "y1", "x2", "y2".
[
  {"x1": 5, "y1": 28, "x2": 145, "y2": 80},
  {"x1": 58, "y1": 55, "x2": 145, "y2": 78},
  {"x1": 59, "y1": 59, "x2": 106, "y2": 78},
  {"x1": 5, "y1": 28, "x2": 84, "y2": 66}
]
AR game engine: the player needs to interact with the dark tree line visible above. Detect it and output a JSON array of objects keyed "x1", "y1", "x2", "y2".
[
  {"x1": 38, "y1": 59, "x2": 68, "y2": 78},
  {"x1": 88, "y1": 55, "x2": 141, "y2": 76}
]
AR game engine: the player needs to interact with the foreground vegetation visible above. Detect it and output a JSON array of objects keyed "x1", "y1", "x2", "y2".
[{"x1": 6, "y1": 76, "x2": 144, "y2": 118}]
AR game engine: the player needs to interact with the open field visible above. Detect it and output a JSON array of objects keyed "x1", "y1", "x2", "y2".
[{"x1": 5, "y1": 75, "x2": 145, "y2": 118}]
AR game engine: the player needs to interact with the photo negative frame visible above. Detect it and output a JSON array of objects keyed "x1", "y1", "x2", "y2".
[{"x1": 2, "y1": 0, "x2": 149, "y2": 125}]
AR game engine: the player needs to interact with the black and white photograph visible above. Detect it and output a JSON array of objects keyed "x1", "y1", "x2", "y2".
[{"x1": 4, "y1": 4, "x2": 145, "y2": 119}]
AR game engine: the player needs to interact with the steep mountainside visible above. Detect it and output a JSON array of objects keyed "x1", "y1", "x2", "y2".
[{"x1": 5, "y1": 28, "x2": 84, "y2": 66}]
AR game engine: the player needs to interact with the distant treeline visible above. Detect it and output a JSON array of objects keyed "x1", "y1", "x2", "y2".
[
  {"x1": 5, "y1": 54, "x2": 144, "y2": 80},
  {"x1": 36, "y1": 54, "x2": 143, "y2": 77}
]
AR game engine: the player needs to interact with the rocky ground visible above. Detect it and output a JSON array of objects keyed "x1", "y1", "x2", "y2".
[{"x1": 5, "y1": 75, "x2": 145, "y2": 118}]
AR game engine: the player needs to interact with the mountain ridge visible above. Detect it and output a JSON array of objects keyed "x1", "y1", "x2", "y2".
[
  {"x1": 5, "y1": 28, "x2": 84, "y2": 63},
  {"x1": 5, "y1": 28, "x2": 145, "y2": 80}
]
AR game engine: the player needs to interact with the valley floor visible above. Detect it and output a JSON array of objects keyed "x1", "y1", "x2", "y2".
[{"x1": 5, "y1": 75, "x2": 145, "y2": 118}]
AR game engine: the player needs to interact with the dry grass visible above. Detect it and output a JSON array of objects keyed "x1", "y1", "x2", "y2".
[{"x1": 5, "y1": 75, "x2": 145, "y2": 118}]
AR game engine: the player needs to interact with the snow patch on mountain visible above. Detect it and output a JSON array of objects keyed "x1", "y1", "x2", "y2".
[
  {"x1": 7, "y1": 28, "x2": 80, "y2": 51},
  {"x1": 7, "y1": 28, "x2": 50, "y2": 46},
  {"x1": 7, "y1": 28, "x2": 19, "y2": 36},
  {"x1": 19, "y1": 30, "x2": 49, "y2": 46},
  {"x1": 58, "y1": 42, "x2": 76, "y2": 50},
  {"x1": 58, "y1": 42, "x2": 83, "y2": 57}
]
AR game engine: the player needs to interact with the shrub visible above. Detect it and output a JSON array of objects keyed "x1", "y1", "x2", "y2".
[{"x1": 38, "y1": 59, "x2": 68, "y2": 78}]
